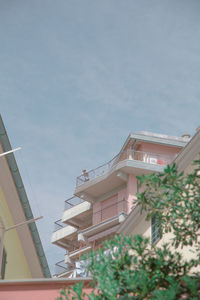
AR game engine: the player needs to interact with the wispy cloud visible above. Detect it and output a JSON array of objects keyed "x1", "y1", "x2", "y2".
[{"x1": 1, "y1": 0, "x2": 200, "y2": 272}]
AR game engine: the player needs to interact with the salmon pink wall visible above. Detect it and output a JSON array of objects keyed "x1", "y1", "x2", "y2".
[
  {"x1": 93, "y1": 194, "x2": 118, "y2": 225},
  {"x1": 92, "y1": 188, "x2": 128, "y2": 225},
  {"x1": 136, "y1": 142, "x2": 180, "y2": 156},
  {"x1": 117, "y1": 188, "x2": 126, "y2": 214},
  {"x1": 0, "y1": 280, "x2": 92, "y2": 300},
  {"x1": 126, "y1": 174, "x2": 137, "y2": 213}
]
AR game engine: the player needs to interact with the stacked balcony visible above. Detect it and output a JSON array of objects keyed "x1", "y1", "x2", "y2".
[{"x1": 51, "y1": 196, "x2": 92, "y2": 250}]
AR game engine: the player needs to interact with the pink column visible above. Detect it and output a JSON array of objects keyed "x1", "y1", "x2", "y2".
[
  {"x1": 126, "y1": 174, "x2": 137, "y2": 213},
  {"x1": 92, "y1": 202, "x2": 101, "y2": 225}
]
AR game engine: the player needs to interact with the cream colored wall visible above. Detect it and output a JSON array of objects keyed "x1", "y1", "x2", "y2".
[
  {"x1": 129, "y1": 210, "x2": 199, "y2": 273},
  {"x1": 183, "y1": 153, "x2": 200, "y2": 175},
  {"x1": 130, "y1": 216, "x2": 199, "y2": 273},
  {"x1": 130, "y1": 215, "x2": 150, "y2": 238},
  {"x1": 0, "y1": 188, "x2": 32, "y2": 279},
  {"x1": 157, "y1": 232, "x2": 199, "y2": 261}
]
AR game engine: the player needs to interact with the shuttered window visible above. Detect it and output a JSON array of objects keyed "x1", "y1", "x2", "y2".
[
  {"x1": 151, "y1": 213, "x2": 161, "y2": 245},
  {"x1": 1, "y1": 247, "x2": 7, "y2": 279}
]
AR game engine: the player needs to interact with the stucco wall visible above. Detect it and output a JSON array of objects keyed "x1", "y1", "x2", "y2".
[
  {"x1": 0, "y1": 279, "x2": 92, "y2": 300},
  {"x1": 0, "y1": 188, "x2": 32, "y2": 279}
]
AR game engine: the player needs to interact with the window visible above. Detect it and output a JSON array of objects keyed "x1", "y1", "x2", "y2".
[
  {"x1": 151, "y1": 213, "x2": 161, "y2": 245},
  {"x1": 1, "y1": 247, "x2": 7, "y2": 279}
]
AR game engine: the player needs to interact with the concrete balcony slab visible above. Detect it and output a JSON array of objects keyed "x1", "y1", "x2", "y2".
[
  {"x1": 51, "y1": 225, "x2": 78, "y2": 250},
  {"x1": 62, "y1": 201, "x2": 92, "y2": 229}
]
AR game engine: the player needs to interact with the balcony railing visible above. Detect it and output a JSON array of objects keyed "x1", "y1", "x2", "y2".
[
  {"x1": 76, "y1": 149, "x2": 176, "y2": 187},
  {"x1": 54, "y1": 219, "x2": 67, "y2": 232},
  {"x1": 54, "y1": 259, "x2": 90, "y2": 278},
  {"x1": 54, "y1": 259, "x2": 69, "y2": 276},
  {"x1": 64, "y1": 196, "x2": 84, "y2": 210},
  {"x1": 93, "y1": 199, "x2": 128, "y2": 224}
]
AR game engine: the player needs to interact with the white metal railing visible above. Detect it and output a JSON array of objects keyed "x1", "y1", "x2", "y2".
[{"x1": 76, "y1": 150, "x2": 176, "y2": 187}]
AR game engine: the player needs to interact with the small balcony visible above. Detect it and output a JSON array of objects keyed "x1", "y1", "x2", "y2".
[
  {"x1": 51, "y1": 219, "x2": 78, "y2": 250},
  {"x1": 54, "y1": 259, "x2": 71, "y2": 278},
  {"x1": 62, "y1": 196, "x2": 92, "y2": 229},
  {"x1": 75, "y1": 150, "x2": 176, "y2": 198},
  {"x1": 65, "y1": 245, "x2": 92, "y2": 265},
  {"x1": 54, "y1": 259, "x2": 90, "y2": 278}
]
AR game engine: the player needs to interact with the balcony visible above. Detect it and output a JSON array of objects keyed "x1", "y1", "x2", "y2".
[
  {"x1": 51, "y1": 219, "x2": 78, "y2": 250},
  {"x1": 54, "y1": 259, "x2": 71, "y2": 278},
  {"x1": 76, "y1": 150, "x2": 175, "y2": 187},
  {"x1": 65, "y1": 245, "x2": 92, "y2": 265},
  {"x1": 54, "y1": 259, "x2": 90, "y2": 278},
  {"x1": 64, "y1": 196, "x2": 84, "y2": 210},
  {"x1": 75, "y1": 150, "x2": 176, "y2": 198},
  {"x1": 62, "y1": 196, "x2": 92, "y2": 229}
]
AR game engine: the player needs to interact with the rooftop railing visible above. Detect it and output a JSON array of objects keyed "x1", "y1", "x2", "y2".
[
  {"x1": 76, "y1": 149, "x2": 176, "y2": 187},
  {"x1": 64, "y1": 196, "x2": 84, "y2": 211}
]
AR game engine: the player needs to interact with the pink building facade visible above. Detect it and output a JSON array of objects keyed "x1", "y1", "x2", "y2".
[{"x1": 51, "y1": 131, "x2": 189, "y2": 277}]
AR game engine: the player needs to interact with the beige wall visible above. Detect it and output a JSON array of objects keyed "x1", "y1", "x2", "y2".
[
  {"x1": 0, "y1": 188, "x2": 32, "y2": 279},
  {"x1": 130, "y1": 215, "x2": 150, "y2": 238},
  {"x1": 0, "y1": 142, "x2": 44, "y2": 278},
  {"x1": 129, "y1": 215, "x2": 199, "y2": 273}
]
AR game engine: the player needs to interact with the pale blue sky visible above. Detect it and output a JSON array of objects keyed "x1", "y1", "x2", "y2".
[{"x1": 1, "y1": 0, "x2": 200, "y2": 273}]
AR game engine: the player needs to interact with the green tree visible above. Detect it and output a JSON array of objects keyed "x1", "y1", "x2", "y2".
[{"x1": 58, "y1": 162, "x2": 200, "y2": 300}]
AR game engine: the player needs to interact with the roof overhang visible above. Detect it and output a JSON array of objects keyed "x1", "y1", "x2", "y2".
[
  {"x1": 120, "y1": 132, "x2": 188, "y2": 155},
  {"x1": 0, "y1": 115, "x2": 51, "y2": 278},
  {"x1": 174, "y1": 129, "x2": 200, "y2": 172}
]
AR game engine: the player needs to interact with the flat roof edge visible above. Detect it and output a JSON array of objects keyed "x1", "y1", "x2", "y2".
[
  {"x1": 0, "y1": 277, "x2": 92, "y2": 286},
  {"x1": 129, "y1": 132, "x2": 188, "y2": 147}
]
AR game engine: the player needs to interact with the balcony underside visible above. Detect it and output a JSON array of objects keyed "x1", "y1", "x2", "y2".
[
  {"x1": 51, "y1": 226, "x2": 79, "y2": 250},
  {"x1": 75, "y1": 159, "x2": 164, "y2": 199},
  {"x1": 62, "y1": 201, "x2": 92, "y2": 229},
  {"x1": 78, "y1": 213, "x2": 127, "y2": 243}
]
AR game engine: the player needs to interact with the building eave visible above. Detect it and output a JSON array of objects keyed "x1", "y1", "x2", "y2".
[
  {"x1": 0, "y1": 115, "x2": 51, "y2": 278},
  {"x1": 174, "y1": 129, "x2": 200, "y2": 172}
]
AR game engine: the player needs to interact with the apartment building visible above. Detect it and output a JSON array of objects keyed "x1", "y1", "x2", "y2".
[
  {"x1": 51, "y1": 131, "x2": 189, "y2": 277},
  {"x1": 118, "y1": 128, "x2": 200, "y2": 274}
]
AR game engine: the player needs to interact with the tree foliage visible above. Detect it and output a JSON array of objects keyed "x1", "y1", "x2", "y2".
[{"x1": 58, "y1": 162, "x2": 200, "y2": 300}]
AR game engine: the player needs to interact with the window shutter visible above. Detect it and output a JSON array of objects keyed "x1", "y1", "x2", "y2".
[
  {"x1": 151, "y1": 213, "x2": 161, "y2": 245},
  {"x1": 1, "y1": 248, "x2": 7, "y2": 279}
]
